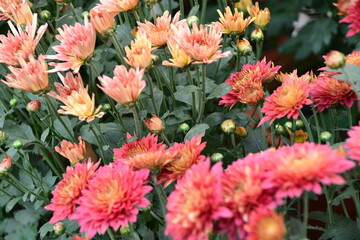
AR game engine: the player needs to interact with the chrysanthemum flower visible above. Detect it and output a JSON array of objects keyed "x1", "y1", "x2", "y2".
[
  {"x1": 171, "y1": 21, "x2": 230, "y2": 64},
  {"x1": 0, "y1": 0, "x2": 33, "y2": 25},
  {"x1": 334, "y1": 0, "x2": 357, "y2": 15},
  {"x1": 242, "y1": 57, "x2": 281, "y2": 82},
  {"x1": 143, "y1": 114, "x2": 164, "y2": 134},
  {"x1": 346, "y1": 50, "x2": 360, "y2": 65},
  {"x1": 258, "y1": 71, "x2": 312, "y2": 126},
  {"x1": 72, "y1": 164, "x2": 152, "y2": 238},
  {"x1": 340, "y1": 0, "x2": 360, "y2": 37},
  {"x1": 247, "y1": 2, "x2": 271, "y2": 28},
  {"x1": 244, "y1": 209, "x2": 286, "y2": 240},
  {"x1": 311, "y1": 75, "x2": 357, "y2": 112},
  {"x1": 165, "y1": 159, "x2": 232, "y2": 240},
  {"x1": 99, "y1": 0, "x2": 139, "y2": 15},
  {"x1": 55, "y1": 137, "x2": 87, "y2": 165},
  {"x1": 90, "y1": 5, "x2": 116, "y2": 35},
  {"x1": 263, "y1": 142, "x2": 355, "y2": 199},
  {"x1": 98, "y1": 65, "x2": 145, "y2": 106},
  {"x1": 345, "y1": 123, "x2": 360, "y2": 162},
  {"x1": 215, "y1": 6, "x2": 254, "y2": 35},
  {"x1": 46, "y1": 15, "x2": 96, "y2": 73},
  {"x1": 48, "y1": 72, "x2": 104, "y2": 122},
  {"x1": 124, "y1": 32, "x2": 153, "y2": 69},
  {"x1": 114, "y1": 133, "x2": 174, "y2": 170},
  {"x1": 162, "y1": 38, "x2": 192, "y2": 68},
  {"x1": 3, "y1": 55, "x2": 49, "y2": 93},
  {"x1": 159, "y1": 135, "x2": 206, "y2": 187},
  {"x1": 0, "y1": 14, "x2": 47, "y2": 66},
  {"x1": 45, "y1": 160, "x2": 100, "y2": 223},
  {"x1": 137, "y1": 11, "x2": 180, "y2": 47}
]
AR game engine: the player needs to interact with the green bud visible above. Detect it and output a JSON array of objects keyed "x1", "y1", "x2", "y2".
[
  {"x1": 186, "y1": 16, "x2": 199, "y2": 28},
  {"x1": 274, "y1": 124, "x2": 287, "y2": 136},
  {"x1": 81, "y1": 11, "x2": 89, "y2": 19},
  {"x1": 0, "y1": 131, "x2": 9, "y2": 146},
  {"x1": 250, "y1": 28, "x2": 264, "y2": 42},
  {"x1": 53, "y1": 222, "x2": 65, "y2": 236},
  {"x1": 295, "y1": 119, "x2": 304, "y2": 130},
  {"x1": 12, "y1": 140, "x2": 23, "y2": 149},
  {"x1": 9, "y1": 99, "x2": 18, "y2": 107},
  {"x1": 221, "y1": 120, "x2": 236, "y2": 134},
  {"x1": 320, "y1": 131, "x2": 332, "y2": 142},
  {"x1": 102, "y1": 103, "x2": 111, "y2": 112},
  {"x1": 40, "y1": 10, "x2": 51, "y2": 20},
  {"x1": 179, "y1": 123, "x2": 190, "y2": 133},
  {"x1": 284, "y1": 121, "x2": 293, "y2": 130},
  {"x1": 211, "y1": 153, "x2": 224, "y2": 162},
  {"x1": 120, "y1": 225, "x2": 130, "y2": 235},
  {"x1": 235, "y1": 126, "x2": 248, "y2": 138}
]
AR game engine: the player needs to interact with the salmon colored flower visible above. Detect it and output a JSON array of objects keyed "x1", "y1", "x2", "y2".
[
  {"x1": 258, "y1": 71, "x2": 312, "y2": 126},
  {"x1": 159, "y1": 135, "x2": 206, "y2": 187},
  {"x1": 124, "y1": 32, "x2": 153, "y2": 69},
  {"x1": 340, "y1": 0, "x2": 360, "y2": 37},
  {"x1": 263, "y1": 142, "x2": 355, "y2": 199},
  {"x1": 311, "y1": 75, "x2": 357, "y2": 112},
  {"x1": 0, "y1": 155, "x2": 12, "y2": 176},
  {"x1": 165, "y1": 159, "x2": 232, "y2": 240},
  {"x1": 45, "y1": 160, "x2": 100, "y2": 223},
  {"x1": 242, "y1": 57, "x2": 281, "y2": 83},
  {"x1": 98, "y1": 65, "x2": 146, "y2": 106},
  {"x1": 334, "y1": 0, "x2": 356, "y2": 15},
  {"x1": 55, "y1": 137, "x2": 87, "y2": 165},
  {"x1": 48, "y1": 72, "x2": 104, "y2": 122},
  {"x1": 99, "y1": 0, "x2": 139, "y2": 15},
  {"x1": 72, "y1": 164, "x2": 152, "y2": 238},
  {"x1": 171, "y1": 21, "x2": 231, "y2": 64},
  {"x1": 137, "y1": 11, "x2": 180, "y2": 47},
  {"x1": 162, "y1": 38, "x2": 192, "y2": 68},
  {"x1": 235, "y1": 0, "x2": 253, "y2": 12},
  {"x1": 89, "y1": 5, "x2": 116, "y2": 35},
  {"x1": 293, "y1": 130, "x2": 308, "y2": 143},
  {"x1": 216, "y1": 6, "x2": 254, "y2": 34},
  {"x1": 345, "y1": 123, "x2": 360, "y2": 162},
  {"x1": 46, "y1": 15, "x2": 96, "y2": 73},
  {"x1": 274, "y1": 72, "x2": 293, "y2": 83},
  {"x1": 0, "y1": 14, "x2": 47, "y2": 66},
  {"x1": 244, "y1": 209, "x2": 286, "y2": 240},
  {"x1": 0, "y1": 0, "x2": 33, "y2": 25},
  {"x1": 3, "y1": 55, "x2": 49, "y2": 93},
  {"x1": 143, "y1": 114, "x2": 164, "y2": 134},
  {"x1": 247, "y1": 2, "x2": 271, "y2": 28},
  {"x1": 346, "y1": 50, "x2": 360, "y2": 65}
]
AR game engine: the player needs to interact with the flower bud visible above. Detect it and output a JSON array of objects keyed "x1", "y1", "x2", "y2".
[
  {"x1": 320, "y1": 131, "x2": 332, "y2": 142},
  {"x1": 294, "y1": 130, "x2": 308, "y2": 143},
  {"x1": 102, "y1": 103, "x2": 111, "y2": 112},
  {"x1": 90, "y1": 6, "x2": 116, "y2": 36},
  {"x1": 9, "y1": 99, "x2": 18, "y2": 107},
  {"x1": 179, "y1": 123, "x2": 190, "y2": 133},
  {"x1": 144, "y1": 0, "x2": 159, "y2": 6},
  {"x1": 40, "y1": 10, "x2": 51, "y2": 20},
  {"x1": 186, "y1": 16, "x2": 199, "y2": 28},
  {"x1": 323, "y1": 50, "x2": 345, "y2": 69},
  {"x1": 13, "y1": 140, "x2": 23, "y2": 149},
  {"x1": 26, "y1": 100, "x2": 41, "y2": 112},
  {"x1": 0, "y1": 131, "x2": 9, "y2": 146},
  {"x1": 211, "y1": 153, "x2": 224, "y2": 162},
  {"x1": 53, "y1": 222, "x2": 65, "y2": 236},
  {"x1": 235, "y1": 126, "x2": 248, "y2": 138},
  {"x1": 151, "y1": 54, "x2": 159, "y2": 64},
  {"x1": 237, "y1": 39, "x2": 252, "y2": 56},
  {"x1": 81, "y1": 11, "x2": 89, "y2": 19},
  {"x1": 295, "y1": 120, "x2": 304, "y2": 130},
  {"x1": 250, "y1": 28, "x2": 264, "y2": 42},
  {"x1": 221, "y1": 120, "x2": 236, "y2": 134},
  {"x1": 143, "y1": 115, "x2": 164, "y2": 134},
  {"x1": 284, "y1": 121, "x2": 293, "y2": 130},
  {"x1": 0, "y1": 155, "x2": 12, "y2": 177},
  {"x1": 120, "y1": 224, "x2": 130, "y2": 235},
  {"x1": 235, "y1": 0, "x2": 253, "y2": 12},
  {"x1": 274, "y1": 124, "x2": 287, "y2": 136}
]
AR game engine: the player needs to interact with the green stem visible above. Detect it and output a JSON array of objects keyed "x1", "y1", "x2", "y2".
[
  {"x1": 153, "y1": 65, "x2": 176, "y2": 108},
  {"x1": 323, "y1": 185, "x2": 334, "y2": 226},
  {"x1": 150, "y1": 210, "x2": 165, "y2": 225},
  {"x1": 107, "y1": 228, "x2": 115, "y2": 240},
  {"x1": 89, "y1": 123, "x2": 107, "y2": 164},
  {"x1": 179, "y1": 0, "x2": 185, "y2": 18},
  {"x1": 161, "y1": 132, "x2": 171, "y2": 146},
  {"x1": 347, "y1": 106, "x2": 353, "y2": 128},
  {"x1": 110, "y1": 34, "x2": 127, "y2": 66},
  {"x1": 145, "y1": 75, "x2": 159, "y2": 116},
  {"x1": 346, "y1": 173, "x2": 360, "y2": 217},
  {"x1": 40, "y1": 148, "x2": 62, "y2": 180},
  {"x1": 196, "y1": 64, "x2": 207, "y2": 123},
  {"x1": 151, "y1": 174, "x2": 167, "y2": 218},
  {"x1": 303, "y1": 191, "x2": 309, "y2": 237},
  {"x1": 7, "y1": 174, "x2": 48, "y2": 202},
  {"x1": 231, "y1": 133, "x2": 236, "y2": 149},
  {"x1": 186, "y1": 68, "x2": 197, "y2": 120},
  {"x1": 256, "y1": 40, "x2": 263, "y2": 61},
  {"x1": 69, "y1": 2, "x2": 80, "y2": 22},
  {"x1": 214, "y1": 35, "x2": 228, "y2": 79},
  {"x1": 341, "y1": 199, "x2": 350, "y2": 218},
  {"x1": 93, "y1": 120, "x2": 113, "y2": 154},
  {"x1": 291, "y1": 118, "x2": 296, "y2": 145},
  {"x1": 132, "y1": 107, "x2": 142, "y2": 138},
  {"x1": 257, "y1": 106, "x2": 268, "y2": 148},
  {"x1": 311, "y1": 105, "x2": 321, "y2": 144},
  {"x1": 270, "y1": 123, "x2": 275, "y2": 147},
  {"x1": 0, "y1": 187, "x2": 15, "y2": 198},
  {"x1": 200, "y1": 0, "x2": 208, "y2": 23},
  {"x1": 299, "y1": 110, "x2": 314, "y2": 142}
]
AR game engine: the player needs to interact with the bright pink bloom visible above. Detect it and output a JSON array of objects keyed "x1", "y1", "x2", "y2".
[
  {"x1": 345, "y1": 123, "x2": 360, "y2": 162},
  {"x1": 165, "y1": 159, "x2": 232, "y2": 240},
  {"x1": 241, "y1": 57, "x2": 281, "y2": 83},
  {"x1": 72, "y1": 164, "x2": 152, "y2": 238},
  {"x1": 340, "y1": 0, "x2": 360, "y2": 37},
  {"x1": 45, "y1": 160, "x2": 100, "y2": 223}
]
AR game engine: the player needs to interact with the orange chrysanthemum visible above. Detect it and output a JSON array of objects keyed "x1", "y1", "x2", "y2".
[
  {"x1": 165, "y1": 159, "x2": 232, "y2": 240},
  {"x1": 346, "y1": 50, "x2": 360, "y2": 65},
  {"x1": 0, "y1": 0, "x2": 33, "y2": 25},
  {"x1": 339, "y1": 0, "x2": 360, "y2": 37},
  {"x1": 247, "y1": 2, "x2": 271, "y2": 27},
  {"x1": 345, "y1": 122, "x2": 360, "y2": 162},
  {"x1": 143, "y1": 114, "x2": 164, "y2": 134},
  {"x1": 48, "y1": 72, "x2": 104, "y2": 122},
  {"x1": 216, "y1": 6, "x2": 254, "y2": 34},
  {"x1": 45, "y1": 160, "x2": 100, "y2": 223},
  {"x1": 258, "y1": 71, "x2": 312, "y2": 126},
  {"x1": 99, "y1": 0, "x2": 139, "y2": 15},
  {"x1": 72, "y1": 164, "x2": 152, "y2": 238},
  {"x1": 55, "y1": 137, "x2": 87, "y2": 165},
  {"x1": 89, "y1": 5, "x2": 116, "y2": 35},
  {"x1": 162, "y1": 38, "x2": 192, "y2": 68},
  {"x1": 124, "y1": 32, "x2": 153, "y2": 69}
]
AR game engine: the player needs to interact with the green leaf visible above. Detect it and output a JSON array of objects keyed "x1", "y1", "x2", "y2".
[
  {"x1": 206, "y1": 83, "x2": 231, "y2": 100},
  {"x1": 320, "y1": 214, "x2": 360, "y2": 240},
  {"x1": 174, "y1": 85, "x2": 199, "y2": 105},
  {"x1": 332, "y1": 187, "x2": 353, "y2": 206},
  {"x1": 242, "y1": 127, "x2": 267, "y2": 153},
  {"x1": 287, "y1": 218, "x2": 306, "y2": 240},
  {"x1": 39, "y1": 222, "x2": 53, "y2": 239},
  {"x1": 115, "y1": 24, "x2": 134, "y2": 47},
  {"x1": 5, "y1": 197, "x2": 21, "y2": 212},
  {"x1": 40, "y1": 128, "x2": 49, "y2": 142},
  {"x1": 3, "y1": 121, "x2": 35, "y2": 146},
  {"x1": 54, "y1": 116, "x2": 74, "y2": 141},
  {"x1": 203, "y1": 112, "x2": 224, "y2": 127},
  {"x1": 184, "y1": 123, "x2": 209, "y2": 141}
]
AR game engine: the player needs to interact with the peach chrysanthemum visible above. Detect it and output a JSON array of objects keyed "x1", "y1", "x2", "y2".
[
  {"x1": 216, "y1": 6, "x2": 254, "y2": 34},
  {"x1": 346, "y1": 50, "x2": 360, "y2": 65},
  {"x1": 242, "y1": 57, "x2": 281, "y2": 83},
  {"x1": 247, "y1": 2, "x2": 271, "y2": 27},
  {"x1": 339, "y1": 0, "x2": 360, "y2": 37},
  {"x1": 124, "y1": 32, "x2": 153, "y2": 69},
  {"x1": 143, "y1": 114, "x2": 164, "y2": 134},
  {"x1": 137, "y1": 11, "x2": 180, "y2": 47},
  {"x1": 114, "y1": 133, "x2": 174, "y2": 170},
  {"x1": 334, "y1": 0, "x2": 356, "y2": 15},
  {"x1": 263, "y1": 142, "x2": 355, "y2": 199},
  {"x1": 162, "y1": 38, "x2": 192, "y2": 68},
  {"x1": 0, "y1": 14, "x2": 47, "y2": 66},
  {"x1": 89, "y1": 5, "x2": 116, "y2": 35},
  {"x1": 0, "y1": 0, "x2": 33, "y2": 25},
  {"x1": 98, "y1": 65, "x2": 146, "y2": 105},
  {"x1": 345, "y1": 123, "x2": 360, "y2": 162},
  {"x1": 46, "y1": 16, "x2": 96, "y2": 73},
  {"x1": 99, "y1": 0, "x2": 139, "y2": 15},
  {"x1": 158, "y1": 135, "x2": 206, "y2": 187},
  {"x1": 171, "y1": 21, "x2": 230, "y2": 64},
  {"x1": 45, "y1": 160, "x2": 100, "y2": 223},
  {"x1": 48, "y1": 72, "x2": 104, "y2": 122},
  {"x1": 165, "y1": 159, "x2": 232, "y2": 240},
  {"x1": 55, "y1": 137, "x2": 87, "y2": 165},
  {"x1": 258, "y1": 71, "x2": 312, "y2": 126},
  {"x1": 72, "y1": 164, "x2": 152, "y2": 238},
  {"x1": 244, "y1": 209, "x2": 286, "y2": 240},
  {"x1": 3, "y1": 55, "x2": 49, "y2": 93},
  {"x1": 310, "y1": 75, "x2": 357, "y2": 112}
]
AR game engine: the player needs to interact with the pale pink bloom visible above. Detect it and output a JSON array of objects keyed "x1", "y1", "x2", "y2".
[
  {"x1": 124, "y1": 32, "x2": 153, "y2": 69},
  {"x1": 172, "y1": 21, "x2": 230, "y2": 64},
  {"x1": 0, "y1": 14, "x2": 47, "y2": 66},
  {"x1": 3, "y1": 55, "x2": 49, "y2": 93},
  {"x1": 0, "y1": 0, "x2": 33, "y2": 25},
  {"x1": 89, "y1": 5, "x2": 116, "y2": 35},
  {"x1": 162, "y1": 38, "x2": 193, "y2": 68},
  {"x1": 99, "y1": 0, "x2": 139, "y2": 15},
  {"x1": 98, "y1": 65, "x2": 146, "y2": 105},
  {"x1": 46, "y1": 16, "x2": 96, "y2": 73},
  {"x1": 48, "y1": 72, "x2": 104, "y2": 122},
  {"x1": 137, "y1": 11, "x2": 180, "y2": 47}
]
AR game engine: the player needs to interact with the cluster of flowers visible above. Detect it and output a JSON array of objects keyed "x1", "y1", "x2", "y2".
[{"x1": 335, "y1": 0, "x2": 360, "y2": 37}]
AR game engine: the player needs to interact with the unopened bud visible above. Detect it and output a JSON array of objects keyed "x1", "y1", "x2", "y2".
[
  {"x1": 9, "y1": 99, "x2": 18, "y2": 107},
  {"x1": 143, "y1": 115, "x2": 164, "y2": 134},
  {"x1": 53, "y1": 222, "x2": 65, "y2": 235},
  {"x1": 295, "y1": 120, "x2": 304, "y2": 130},
  {"x1": 0, "y1": 155, "x2": 12, "y2": 177},
  {"x1": 40, "y1": 10, "x2": 51, "y2": 20},
  {"x1": 274, "y1": 124, "x2": 287, "y2": 136},
  {"x1": 13, "y1": 140, "x2": 23, "y2": 149},
  {"x1": 324, "y1": 50, "x2": 345, "y2": 69},
  {"x1": 151, "y1": 54, "x2": 159, "y2": 63},
  {"x1": 179, "y1": 123, "x2": 190, "y2": 133},
  {"x1": 294, "y1": 130, "x2": 308, "y2": 143},
  {"x1": 250, "y1": 28, "x2": 264, "y2": 42},
  {"x1": 102, "y1": 103, "x2": 111, "y2": 112},
  {"x1": 235, "y1": 0, "x2": 253, "y2": 12},
  {"x1": 120, "y1": 224, "x2": 130, "y2": 235},
  {"x1": 284, "y1": 121, "x2": 293, "y2": 130},
  {"x1": 221, "y1": 120, "x2": 236, "y2": 134},
  {"x1": 26, "y1": 100, "x2": 41, "y2": 112},
  {"x1": 186, "y1": 16, "x2": 199, "y2": 28},
  {"x1": 0, "y1": 131, "x2": 9, "y2": 146},
  {"x1": 237, "y1": 39, "x2": 252, "y2": 56},
  {"x1": 235, "y1": 126, "x2": 248, "y2": 138},
  {"x1": 81, "y1": 11, "x2": 89, "y2": 19},
  {"x1": 211, "y1": 153, "x2": 224, "y2": 162},
  {"x1": 320, "y1": 131, "x2": 332, "y2": 142}
]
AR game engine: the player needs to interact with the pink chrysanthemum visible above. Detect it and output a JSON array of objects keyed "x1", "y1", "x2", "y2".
[
  {"x1": 311, "y1": 75, "x2": 357, "y2": 112},
  {"x1": 345, "y1": 123, "x2": 360, "y2": 161},
  {"x1": 45, "y1": 160, "x2": 100, "y2": 223},
  {"x1": 263, "y1": 142, "x2": 355, "y2": 199},
  {"x1": 99, "y1": 0, "x2": 139, "y2": 15},
  {"x1": 165, "y1": 159, "x2": 232, "y2": 240},
  {"x1": 334, "y1": 0, "x2": 357, "y2": 15},
  {"x1": 218, "y1": 150, "x2": 279, "y2": 240},
  {"x1": 346, "y1": 50, "x2": 360, "y2": 65},
  {"x1": 258, "y1": 71, "x2": 312, "y2": 126},
  {"x1": 72, "y1": 164, "x2": 152, "y2": 238},
  {"x1": 340, "y1": 0, "x2": 360, "y2": 37},
  {"x1": 241, "y1": 57, "x2": 281, "y2": 83},
  {"x1": 46, "y1": 16, "x2": 96, "y2": 73},
  {"x1": 0, "y1": 0, "x2": 33, "y2": 25}
]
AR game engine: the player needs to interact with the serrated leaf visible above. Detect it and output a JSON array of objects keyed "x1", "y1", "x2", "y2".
[
  {"x1": 184, "y1": 123, "x2": 209, "y2": 141},
  {"x1": 39, "y1": 222, "x2": 53, "y2": 239},
  {"x1": 40, "y1": 128, "x2": 49, "y2": 142},
  {"x1": 5, "y1": 197, "x2": 21, "y2": 212},
  {"x1": 319, "y1": 214, "x2": 360, "y2": 240},
  {"x1": 203, "y1": 112, "x2": 224, "y2": 127},
  {"x1": 174, "y1": 85, "x2": 199, "y2": 105},
  {"x1": 54, "y1": 116, "x2": 74, "y2": 141},
  {"x1": 206, "y1": 83, "x2": 231, "y2": 100}
]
